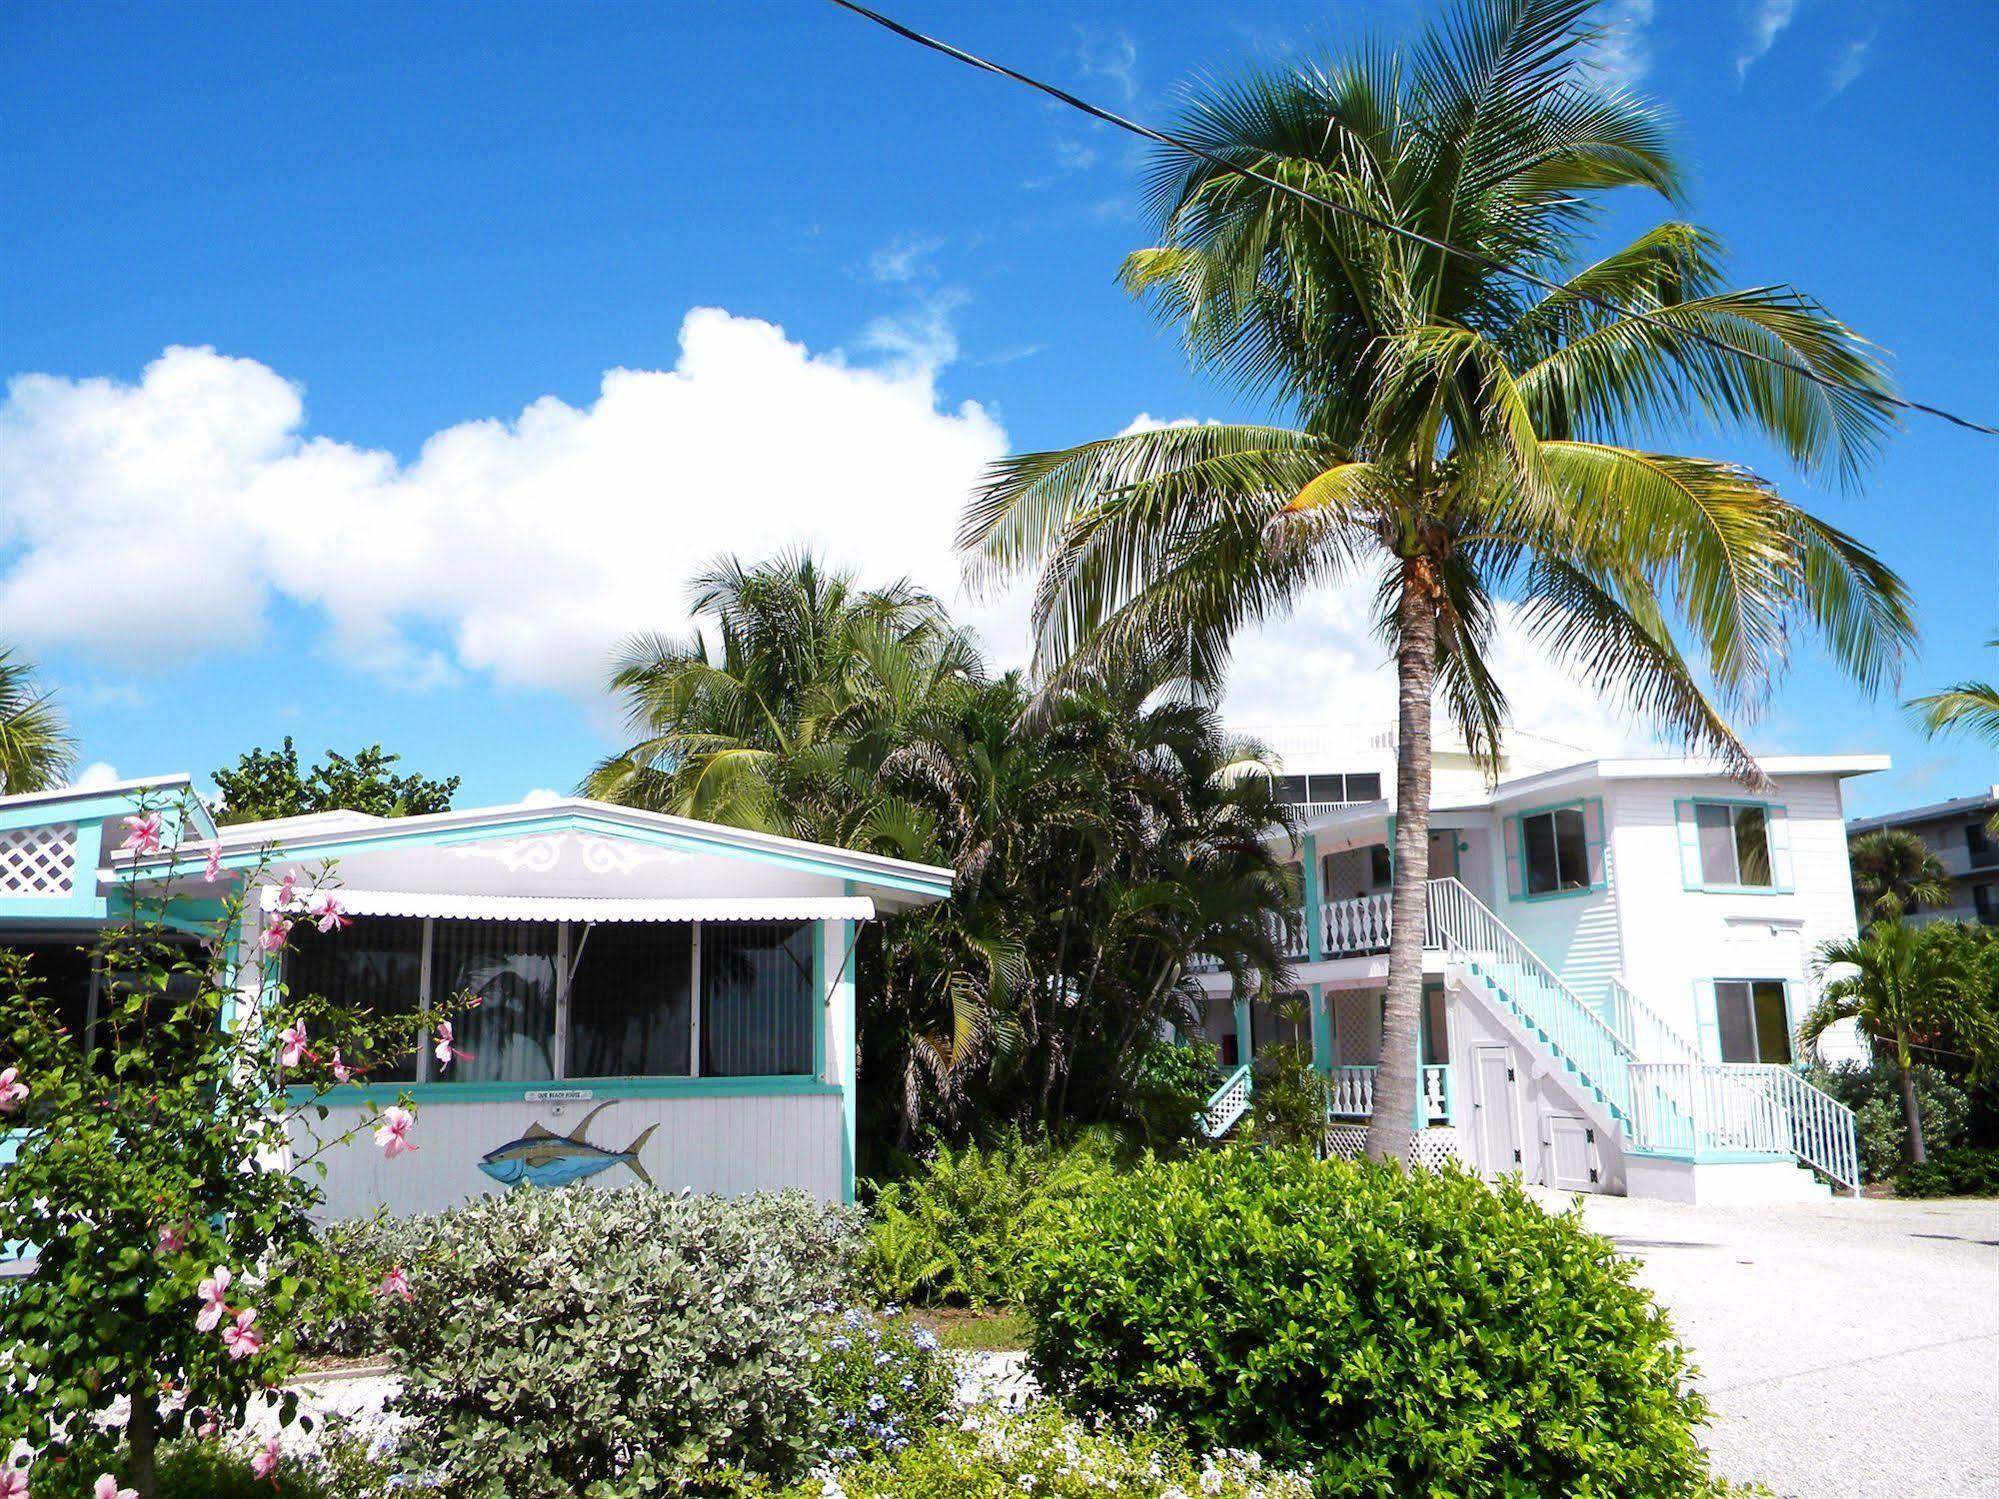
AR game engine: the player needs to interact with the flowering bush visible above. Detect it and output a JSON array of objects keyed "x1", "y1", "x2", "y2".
[
  {"x1": 1023, "y1": 1148, "x2": 1726, "y2": 1497},
  {"x1": 379, "y1": 1184, "x2": 866, "y2": 1495},
  {"x1": 763, "y1": 1405, "x2": 1312, "y2": 1498},
  {"x1": 0, "y1": 791, "x2": 443, "y2": 1499},
  {"x1": 808, "y1": 1308, "x2": 956, "y2": 1463}
]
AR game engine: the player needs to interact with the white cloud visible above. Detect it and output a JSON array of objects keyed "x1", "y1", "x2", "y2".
[
  {"x1": 0, "y1": 312, "x2": 1013, "y2": 695},
  {"x1": 862, "y1": 234, "x2": 945, "y2": 286},
  {"x1": 1581, "y1": 0, "x2": 1655, "y2": 90},
  {"x1": 1827, "y1": 29, "x2": 1875, "y2": 95},
  {"x1": 68, "y1": 761, "x2": 122, "y2": 790},
  {"x1": 1114, "y1": 412, "x2": 1212, "y2": 436},
  {"x1": 1736, "y1": 0, "x2": 1798, "y2": 81},
  {"x1": 520, "y1": 786, "x2": 566, "y2": 807},
  {"x1": 1072, "y1": 26, "x2": 1139, "y2": 105}
]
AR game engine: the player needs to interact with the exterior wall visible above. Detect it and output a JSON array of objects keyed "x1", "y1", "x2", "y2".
[
  {"x1": 297, "y1": 1087, "x2": 846, "y2": 1220},
  {"x1": 1606, "y1": 773, "x2": 1866, "y2": 1064},
  {"x1": 1486, "y1": 798, "x2": 1625, "y2": 1010}
]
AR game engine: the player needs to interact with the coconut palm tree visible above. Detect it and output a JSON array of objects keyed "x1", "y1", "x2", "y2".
[
  {"x1": 1847, "y1": 828, "x2": 1953, "y2": 927},
  {"x1": 961, "y1": 0, "x2": 1912, "y2": 1159},
  {"x1": 1909, "y1": 635, "x2": 1999, "y2": 837},
  {"x1": 1806, "y1": 922, "x2": 1998, "y2": 1164},
  {"x1": 0, "y1": 646, "x2": 75, "y2": 795}
]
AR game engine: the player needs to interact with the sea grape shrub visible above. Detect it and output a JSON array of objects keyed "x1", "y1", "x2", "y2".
[
  {"x1": 1021, "y1": 1148, "x2": 1728, "y2": 1498},
  {"x1": 381, "y1": 1185, "x2": 866, "y2": 1495}
]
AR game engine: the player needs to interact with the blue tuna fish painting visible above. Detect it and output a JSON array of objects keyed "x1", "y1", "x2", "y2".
[{"x1": 478, "y1": 1101, "x2": 657, "y2": 1189}]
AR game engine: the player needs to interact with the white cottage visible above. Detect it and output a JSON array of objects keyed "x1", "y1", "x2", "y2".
[
  {"x1": 0, "y1": 777, "x2": 953, "y2": 1217},
  {"x1": 1192, "y1": 736, "x2": 1882, "y2": 1203}
]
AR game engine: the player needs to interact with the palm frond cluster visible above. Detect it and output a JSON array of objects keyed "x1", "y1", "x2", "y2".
[
  {"x1": 0, "y1": 646, "x2": 75, "y2": 795},
  {"x1": 585, "y1": 552, "x2": 1297, "y2": 1153}
]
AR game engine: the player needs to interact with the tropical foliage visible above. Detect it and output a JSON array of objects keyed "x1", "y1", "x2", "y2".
[
  {"x1": 1909, "y1": 634, "x2": 1999, "y2": 750},
  {"x1": 586, "y1": 552, "x2": 1296, "y2": 1156},
  {"x1": 1847, "y1": 827, "x2": 1953, "y2": 926},
  {"x1": 212, "y1": 737, "x2": 460, "y2": 824},
  {"x1": 959, "y1": 0, "x2": 1912, "y2": 1158},
  {"x1": 0, "y1": 644, "x2": 75, "y2": 794},
  {"x1": 1807, "y1": 921, "x2": 1999, "y2": 1164}
]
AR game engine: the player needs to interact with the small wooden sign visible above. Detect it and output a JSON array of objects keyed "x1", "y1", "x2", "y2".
[{"x1": 524, "y1": 1088, "x2": 595, "y2": 1104}]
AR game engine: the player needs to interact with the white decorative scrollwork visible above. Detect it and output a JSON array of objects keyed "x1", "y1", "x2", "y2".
[{"x1": 447, "y1": 831, "x2": 685, "y2": 875}]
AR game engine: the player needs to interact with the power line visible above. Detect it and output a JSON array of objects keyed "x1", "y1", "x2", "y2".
[{"x1": 827, "y1": 0, "x2": 1999, "y2": 440}]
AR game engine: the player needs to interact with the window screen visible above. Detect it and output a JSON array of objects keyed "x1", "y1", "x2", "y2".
[
  {"x1": 1714, "y1": 979, "x2": 1792, "y2": 1063},
  {"x1": 430, "y1": 919, "x2": 559, "y2": 1083},
  {"x1": 567, "y1": 922, "x2": 692, "y2": 1078},
  {"x1": 1696, "y1": 803, "x2": 1773, "y2": 888},
  {"x1": 284, "y1": 916, "x2": 427, "y2": 1082},
  {"x1": 700, "y1": 921, "x2": 813, "y2": 1077},
  {"x1": 1522, "y1": 807, "x2": 1588, "y2": 895}
]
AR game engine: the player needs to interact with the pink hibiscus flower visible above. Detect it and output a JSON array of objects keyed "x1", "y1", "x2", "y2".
[
  {"x1": 250, "y1": 1436, "x2": 281, "y2": 1484},
  {"x1": 376, "y1": 1265, "x2": 414, "y2": 1302},
  {"x1": 257, "y1": 915, "x2": 293, "y2": 954},
  {"x1": 0, "y1": 1067, "x2": 26, "y2": 1114},
  {"x1": 222, "y1": 1306, "x2": 263, "y2": 1360},
  {"x1": 195, "y1": 1265, "x2": 233, "y2": 1332},
  {"x1": 0, "y1": 1468, "x2": 27, "y2": 1499},
  {"x1": 374, "y1": 1106, "x2": 417, "y2": 1158},
  {"x1": 119, "y1": 812, "x2": 163, "y2": 855},
  {"x1": 432, "y1": 1021, "x2": 473, "y2": 1072},
  {"x1": 95, "y1": 1476, "x2": 138, "y2": 1499},
  {"x1": 274, "y1": 871, "x2": 299, "y2": 908},
  {"x1": 330, "y1": 1048, "x2": 356, "y2": 1084},
  {"x1": 310, "y1": 893, "x2": 351, "y2": 933},
  {"x1": 277, "y1": 1020, "x2": 313, "y2": 1070},
  {"x1": 194, "y1": 1409, "x2": 220, "y2": 1439},
  {"x1": 156, "y1": 1223, "x2": 187, "y2": 1256}
]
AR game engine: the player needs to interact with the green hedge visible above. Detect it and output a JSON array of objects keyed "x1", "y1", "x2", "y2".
[
  {"x1": 1021, "y1": 1148, "x2": 1725, "y2": 1498},
  {"x1": 1897, "y1": 1145, "x2": 1999, "y2": 1197}
]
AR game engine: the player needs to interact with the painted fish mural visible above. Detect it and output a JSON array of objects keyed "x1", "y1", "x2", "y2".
[{"x1": 478, "y1": 1101, "x2": 657, "y2": 1190}]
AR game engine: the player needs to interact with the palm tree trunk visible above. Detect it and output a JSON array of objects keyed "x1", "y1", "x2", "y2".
[
  {"x1": 1366, "y1": 560, "x2": 1438, "y2": 1163},
  {"x1": 127, "y1": 1383, "x2": 158, "y2": 1499},
  {"x1": 1898, "y1": 1042, "x2": 1928, "y2": 1166}
]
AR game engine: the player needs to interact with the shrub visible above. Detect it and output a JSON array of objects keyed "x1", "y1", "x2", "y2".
[
  {"x1": 292, "y1": 1186, "x2": 864, "y2": 1357},
  {"x1": 1021, "y1": 1148, "x2": 1724, "y2": 1498},
  {"x1": 21, "y1": 1430, "x2": 392, "y2": 1499},
  {"x1": 1127, "y1": 1037, "x2": 1221, "y2": 1149},
  {"x1": 862, "y1": 1129, "x2": 1116, "y2": 1307},
  {"x1": 760, "y1": 1405, "x2": 1311, "y2": 1497},
  {"x1": 1897, "y1": 1145, "x2": 1999, "y2": 1197},
  {"x1": 380, "y1": 1184, "x2": 866, "y2": 1496},
  {"x1": 1801, "y1": 1061, "x2": 1970, "y2": 1181},
  {"x1": 809, "y1": 1308, "x2": 957, "y2": 1463},
  {"x1": 1249, "y1": 1033, "x2": 1329, "y2": 1150}
]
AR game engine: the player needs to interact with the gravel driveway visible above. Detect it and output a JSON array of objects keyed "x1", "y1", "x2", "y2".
[{"x1": 1541, "y1": 1189, "x2": 1999, "y2": 1498}]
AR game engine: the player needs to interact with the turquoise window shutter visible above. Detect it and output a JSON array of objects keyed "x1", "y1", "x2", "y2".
[
  {"x1": 1693, "y1": 979, "x2": 1722, "y2": 1062},
  {"x1": 1582, "y1": 796, "x2": 1607, "y2": 888},
  {"x1": 1501, "y1": 814, "x2": 1523, "y2": 900},
  {"x1": 1768, "y1": 804, "x2": 1794, "y2": 892},
  {"x1": 1674, "y1": 800, "x2": 1703, "y2": 889}
]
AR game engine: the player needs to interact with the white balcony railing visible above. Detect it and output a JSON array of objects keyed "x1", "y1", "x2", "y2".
[{"x1": 1326, "y1": 1064, "x2": 1450, "y2": 1122}]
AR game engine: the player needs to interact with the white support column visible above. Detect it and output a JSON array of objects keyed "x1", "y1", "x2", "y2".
[
  {"x1": 688, "y1": 922, "x2": 703, "y2": 1078},
  {"x1": 552, "y1": 921, "x2": 571, "y2": 1080}
]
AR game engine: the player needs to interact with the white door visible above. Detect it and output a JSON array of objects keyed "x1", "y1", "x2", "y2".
[
  {"x1": 1472, "y1": 1044, "x2": 1524, "y2": 1179},
  {"x1": 1544, "y1": 1115, "x2": 1600, "y2": 1192}
]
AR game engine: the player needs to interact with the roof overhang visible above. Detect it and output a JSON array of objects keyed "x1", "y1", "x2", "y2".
[{"x1": 261, "y1": 889, "x2": 876, "y2": 923}]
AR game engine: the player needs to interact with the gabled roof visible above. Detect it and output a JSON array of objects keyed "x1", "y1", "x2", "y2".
[{"x1": 108, "y1": 794, "x2": 955, "y2": 912}]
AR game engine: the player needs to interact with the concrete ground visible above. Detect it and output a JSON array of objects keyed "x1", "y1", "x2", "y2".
[{"x1": 1542, "y1": 1190, "x2": 1999, "y2": 1498}]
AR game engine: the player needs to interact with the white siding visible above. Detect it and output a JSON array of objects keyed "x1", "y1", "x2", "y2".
[
  {"x1": 297, "y1": 1091, "x2": 845, "y2": 1220},
  {"x1": 1605, "y1": 773, "x2": 1865, "y2": 1064},
  {"x1": 1488, "y1": 798, "x2": 1625, "y2": 1010}
]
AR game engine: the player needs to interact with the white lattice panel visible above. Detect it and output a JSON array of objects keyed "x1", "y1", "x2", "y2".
[
  {"x1": 1409, "y1": 1126, "x2": 1468, "y2": 1171},
  {"x1": 1324, "y1": 1123, "x2": 1368, "y2": 1161},
  {"x1": 0, "y1": 823, "x2": 76, "y2": 898}
]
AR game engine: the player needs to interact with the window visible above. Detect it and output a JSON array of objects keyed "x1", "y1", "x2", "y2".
[
  {"x1": 1268, "y1": 772, "x2": 1383, "y2": 807},
  {"x1": 568, "y1": 922, "x2": 692, "y2": 1078},
  {"x1": 281, "y1": 916, "x2": 818, "y2": 1083},
  {"x1": 1368, "y1": 845, "x2": 1392, "y2": 888},
  {"x1": 1521, "y1": 806, "x2": 1589, "y2": 896},
  {"x1": 285, "y1": 916, "x2": 426, "y2": 1082},
  {"x1": 1975, "y1": 884, "x2": 1998, "y2": 926},
  {"x1": 1695, "y1": 802, "x2": 1773, "y2": 888},
  {"x1": 1969, "y1": 821, "x2": 1997, "y2": 870},
  {"x1": 1713, "y1": 979, "x2": 1792, "y2": 1064}
]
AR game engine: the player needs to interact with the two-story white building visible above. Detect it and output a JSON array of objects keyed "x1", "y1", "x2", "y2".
[{"x1": 1191, "y1": 725, "x2": 1880, "y2": 1203}]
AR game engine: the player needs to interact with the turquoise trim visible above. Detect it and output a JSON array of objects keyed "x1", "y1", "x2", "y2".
[
  {"x1": 286, "y1": 1074, "x2": 839, "y2": 1107},
  {"x1": 1626, "y1": 1147, "x2": 1794, "y2": 1164},
  {"x1": 1309, "y1": 982, "x2": 1332, "y2": 1075},
  {"x1": 812, "y1": 920, "x2": 827, "y2": 1082},
  {"x1": 163, "y1": 811, "x2": 952, "y2": 899},
  {"x1": 835, "y1": 912, "x2": 858, "y2": 1206},
  {"x1": 1301, "y1": 833, "x2": 1323, "y2": 963},
  {"x1": 1233, "y1": 996, "x2": 1252, "y2": 1066}
]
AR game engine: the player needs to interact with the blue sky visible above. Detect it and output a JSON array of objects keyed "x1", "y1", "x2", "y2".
[{"x1": 1, "y1": 0, "x2": 1993, "y2": 817}]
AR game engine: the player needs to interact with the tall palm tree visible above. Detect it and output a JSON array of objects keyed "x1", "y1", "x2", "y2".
[
  {"x1": 962, "y1": 0, "x2": 1912, "y2": 1160},
  {"x1": 0, "y1": 646, "x2": 76, "y2": 795},
  {"x1": 1909, "y1": 635, "x2": 1999, "y2": 836},
  {"x1": 1847, "y1": 828, "x2": 1953, "y2": 927},
  {"x1": 1807, "y1": 922, "x2": 1997, "y2": 1165}
]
